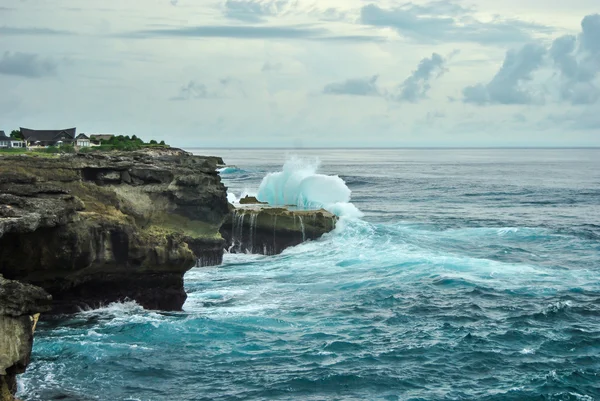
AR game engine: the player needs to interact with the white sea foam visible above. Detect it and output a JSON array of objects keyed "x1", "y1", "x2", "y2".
[
  {"x1": 520, "y1": 348, "x2": 535, "y2": 355},
  {"x1": 256, "y1": 156, "x2": 363, "y2": 218},
  {"x1": 227, "y1": 189, "x2": 258, "y2": 205}
]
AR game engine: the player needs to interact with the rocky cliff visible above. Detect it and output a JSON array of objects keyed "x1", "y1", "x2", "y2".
[
  {"x1": 0, "y1": 149, "x2": 229, "y2": 312},
  {"x1": 221, "y1": 205, "x2": 337, "y2": 255},
  {"x1": 0, "y1": 276, "x2": 51, "y2": 401}
]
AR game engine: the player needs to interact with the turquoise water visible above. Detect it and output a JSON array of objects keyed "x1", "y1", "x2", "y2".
[{"x1": 20, "y1": 149, "x2": 600, "y2": 400}]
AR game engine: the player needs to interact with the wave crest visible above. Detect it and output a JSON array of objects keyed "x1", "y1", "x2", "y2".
[{"x1": 256, "y1": 157, "x2": 362, "y2": 218}]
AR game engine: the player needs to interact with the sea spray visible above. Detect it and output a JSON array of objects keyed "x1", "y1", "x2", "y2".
[{"x1": 256, "y1": 157, "x2": 363, "y2": 218}]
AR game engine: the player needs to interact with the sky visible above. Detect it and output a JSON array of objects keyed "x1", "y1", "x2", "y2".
[{"x1": 0, "y1": 0, "x2": 599, "y2": 147}]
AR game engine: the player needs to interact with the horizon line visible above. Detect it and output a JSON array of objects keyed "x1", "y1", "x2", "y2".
[{"x1": 182, "y1": 146, "x2": 600, "y2": 150}]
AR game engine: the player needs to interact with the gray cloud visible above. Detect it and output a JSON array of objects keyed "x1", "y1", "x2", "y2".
[
  {"x1": 0, "y1": 26, "x2": 71, "y2": 36},
  {"x1": 463, "y1": 43, "x2": 547, "y2": 105},
  {"x1": 550, "y1": 35, "x2": 578, "y2": 78},
  {"x1": 395, "y1": 53, "x2": 446, "y2": 102},
  {"x1": 130, "y1": 24, "x2": 381, "y2": 42},
  {"x1": 464, "y1": 13, "x2": 600, "y2": 106},
  {"x1": 172, "y1": 81, "x2": 214, "y2": 100},
  {"x1": 172, "y1": 78, "x2": 244, "y2": 100},
  {"x1": 323, "y1": 75, "x2": 381, "y2": 96},
  {"x1": 552, "y1": 14, "x2": 600, "y2": 104},
  {"x1": 322, "y1": 53, "x2": 448, "y2": 101},
  {"x1": 359, "y1": 2, "x2": 553, "y2": 45},
  {"x1": 580, "y1": 14, "x2": 600, "y2": 54},
  {"x1": 0, "y1": 51, "x2": 58, "y2": 78}
]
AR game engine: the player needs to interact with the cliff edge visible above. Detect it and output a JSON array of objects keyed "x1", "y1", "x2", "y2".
[
  {"x1": 0, "y1": 149, "x2": 229, "y2": 312},
  {"x1": 0, "y1": 276, "x2": 51, "y2": 401}
]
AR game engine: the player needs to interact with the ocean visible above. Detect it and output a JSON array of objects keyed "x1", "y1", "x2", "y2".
[{"x1": 19, "y1": 149, "x2": 600, "y2": 401}]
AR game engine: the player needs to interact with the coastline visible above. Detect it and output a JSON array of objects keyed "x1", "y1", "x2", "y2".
[{"x1": 0, "y1": 148, "x2": 336, "y2": 399}]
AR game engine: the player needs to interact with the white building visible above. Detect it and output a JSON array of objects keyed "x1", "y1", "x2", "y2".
[
  {"x1": 76, "y1": 133, "x2": 91, "y2": 147},
  {"x1": 0, "y1": 131, "x2": 25, "y2": 148}
]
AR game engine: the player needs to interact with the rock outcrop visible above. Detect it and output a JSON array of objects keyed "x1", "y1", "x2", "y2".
[
  {"x1": 0, "y1": 149, "x2": 229, "y2": 312},
  {"x1": 220, "y1": 206, "x2": 337, "y2": 255},
  {"x1": 0, "y1": 276, "x2": 51, "y2": 401}
]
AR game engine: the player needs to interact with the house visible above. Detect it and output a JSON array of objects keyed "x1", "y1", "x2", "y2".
[
  {"x1": 76, "y1": 133, "x2": 91, "y2": 147},
  {"x1": 0, "y1": 131, "x2": 25, "y2": 149},
  {"x1": 20, "y1": 127, "x2": 77, "y2": 147},
  {"x1": 89, "y1": 134, "x2": 114, "y2": 144}
]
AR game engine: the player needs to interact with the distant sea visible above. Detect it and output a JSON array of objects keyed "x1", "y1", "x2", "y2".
[{"x1": 20, "y1": 149, "x2": 600, "y2": 400}]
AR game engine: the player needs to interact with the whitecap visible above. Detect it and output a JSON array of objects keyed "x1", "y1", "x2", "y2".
[
  {"x1": 520, "y1": 348, "x2": 535, "y2": 355},
  {"x1": 255, "y1": 156, "x2": 363, "y2": 218}
]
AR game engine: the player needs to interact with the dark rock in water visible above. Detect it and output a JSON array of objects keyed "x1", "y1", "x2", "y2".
[
  {"x1": 0, "y1": 275, "x2": 50, "y2": 401},
  {"x1": 0, "y1": 148, "x2": 229, "y2": 313},
  {"x1": 239, "y1": 196, "x2": 267, "y2": 205},
  {"x1": 220, "y1": 206, "x2": 337, "y2": 255}
]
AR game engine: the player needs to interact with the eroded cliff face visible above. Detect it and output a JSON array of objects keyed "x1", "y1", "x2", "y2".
[
  {"x1": 0, "y1": 276, "x2": 51, "y2": 401},
  {"x1": 220, "y1": 206, "x2": 337, "y2": 255},
  {"x1": 0, "y1": 149, "x2": 229, "y2": 312}
]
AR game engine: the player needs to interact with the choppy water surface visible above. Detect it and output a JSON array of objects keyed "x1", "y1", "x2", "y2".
[{"x1": 20, "y1": 149, "x2": 600, "y2": 400}]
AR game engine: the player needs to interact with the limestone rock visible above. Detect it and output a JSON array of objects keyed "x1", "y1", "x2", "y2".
[
  {"x1": 0, "y1": 276, "x2": 52, "y2": 317},
  {"x1": 220, "y1": 206, "x2": 337, "y2": 255},
  {"x1": 239, "y1": 196, "x2": 267, "y2": 205},
  {"x1": 0, "y1": 149, "x2": 229, "y2": 312},
  {"x1": 0, "y1": 276, "x2": 50, "y2": 401}
]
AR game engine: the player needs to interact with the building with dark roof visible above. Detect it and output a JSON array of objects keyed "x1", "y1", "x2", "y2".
[
  {"x1": 20, "y1": 127, "x2": 77, "y2": 147},
  {"x1": 76, "y1": 133, "x2": 91, "y2": 147},
  {"x1": 89, "y1": 134, "x2": 114, "y2": 143},
  {"x1": 0, "y1": 131, "x2": 25, "y2": 149}
]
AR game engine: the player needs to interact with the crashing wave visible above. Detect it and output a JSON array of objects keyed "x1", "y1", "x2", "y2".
[
  {"x1": 256, "y1": 157, "x2": 363, "y2": 218},
  {"x1": 217, "y1": 166, "x2": 245, "y2": 175}
]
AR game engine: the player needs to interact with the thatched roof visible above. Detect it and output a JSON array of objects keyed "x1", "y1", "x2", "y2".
[{"x1": 20, "y1": 128, "x2": 76, "y2": 142}]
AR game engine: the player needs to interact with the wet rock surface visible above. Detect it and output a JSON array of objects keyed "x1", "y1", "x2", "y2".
[{"x1": 220, "y1": 206, "x2": 337, "y2": 255}]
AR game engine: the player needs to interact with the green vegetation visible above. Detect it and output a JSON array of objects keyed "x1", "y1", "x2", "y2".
[
  {"x1": 0, "y1": 148, "x2": 27, "y2": 154},
  {"x1": 2, "y1": 129, "x2": 169, "y2": 154},
  {"x1": 10, "y1": 130, "x2": 23, "y2": 140},
  {"x1": 0, "y1": 144, "x2": 75, "y2": 156},
  {"x1": 37, "y1": 144, "x2": 76, "y2": 154},
  {"x1": 90, "y1": 135, "x2": 170, "y2": 152}
]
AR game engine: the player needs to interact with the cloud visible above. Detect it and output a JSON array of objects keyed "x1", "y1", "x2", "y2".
[
  {"x1": 463, "y1": 13, "x2": 600, "y2": 106},
  {"x1": 551, "y1": 14, "x2": 600, "y2": 104},
  {"x1": 463, "y1": 43, "x2": 546, "y2": 105},
  {"x1": 359, "y1": 2, "x2": 553, "y2": 45},
  {"x1": 130, "y1": 24, "x2": 381, "y2": 42},
  {"x1": 223, "y1": 0, "x2": 293, "y2": 23},
  {"x1": 0, "y1": 51, "x2": 58, "y2": 78},
  {"x1": 394, "y1": 53, "x2": 446, "y2": 102},
  {"x1": 322, "y1": 53, "x2": 448, "y2": 102},
  {"x1": 172, "y1": 81, "x2": 214, "y2": 100},
  {"x1": 580, "y1": 14, "x2": 600, "y2": 55},
  {"x1": 0, "y1": 26, "x2": 71, "y2": 35},
  {"x1": 323, "y1": 75, "x2": 381, "y2": 96},
  {"x1": 171, "y1": 78, "x2": 244, "y2": 100}
]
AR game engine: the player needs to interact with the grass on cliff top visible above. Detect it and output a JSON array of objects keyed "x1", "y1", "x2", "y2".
[
  {"x1": 0, "y1": 148, "x2": 60, "y2": 158},
  {"x1": 148, "y1": 212, "x2": 222, "y2": 240}
]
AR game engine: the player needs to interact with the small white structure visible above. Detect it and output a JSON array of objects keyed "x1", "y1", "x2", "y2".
[
  {"x1": 0, "y1": 131, "x2": 25, "y2": 148},
  {"x1": 76, "y1": 133, "x2": 91, "y2": 147}
]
